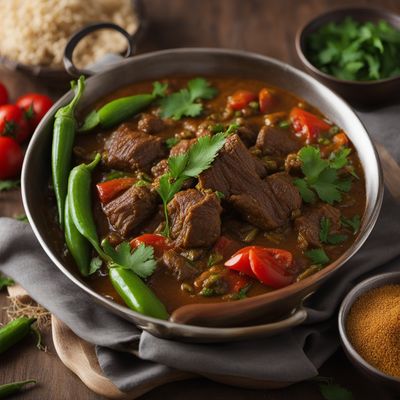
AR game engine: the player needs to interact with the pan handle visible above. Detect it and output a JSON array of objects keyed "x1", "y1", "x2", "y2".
[{"x1": 63, "y1": 22, "x2": 137, "y2": 77}]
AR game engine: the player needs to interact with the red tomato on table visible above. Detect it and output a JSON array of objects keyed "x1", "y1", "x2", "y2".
[
  {"x1": 0, "y1": 104, "x2": 31, "y2": 143},
  {"x1": 16, "y1": 93, "x2": 53, "y2": 129},
  {"x1": 0, "y1": 137, "x2": 23, "y2": 179},
  {"x1": 0, "y1": 83, "x2": 9, "y2": 105},
  {"x1": 225, "y1": 246, "x2": 295, "y2": 289}
]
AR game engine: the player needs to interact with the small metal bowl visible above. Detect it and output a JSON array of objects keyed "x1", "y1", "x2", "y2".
[
  {"x1": 295, "y1": 7, "x2": 400, "y2": 109},
  {"x1": 338, "y1": 272, "x2": 400, "y2": 395}
]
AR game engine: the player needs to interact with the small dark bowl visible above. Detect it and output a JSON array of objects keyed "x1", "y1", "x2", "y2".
[
  {"x1": 296, "y1": 7, "x2": 400, "y2": 109},
  {"x1": 338, "y1": 272, "x2": 400, "y2": 395}
]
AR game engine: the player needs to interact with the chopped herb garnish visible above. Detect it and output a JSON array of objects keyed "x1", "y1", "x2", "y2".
[
  {"x1": 159, "y1": 78, "x2": 217, "y2": 120},
  {"x1": 319, "y1": 382, "x2": 354, "y2": 400},
  {"x1": 249, "y1": 101, "x2": 259, "y2": 110},
  {"x1": 215, "y1": 190, "x2": 225, "y2": 199},
  {"x1": 320, "y1": 217, "x2": 347, "y2": 245},
  {"x1": 199, "y1": 287, "x2": 217, "y2": 297},
  {"x1": 165, "y1": 137, "x2": 180, "y2": 149},
  {"x1": 341, "y1": 215, "x2": 361, "y2": 234},
  {"x1": 211, "y1": 123, "x2": 224, "y2": 133},
  {"x1": 103, "y1": 170, "x2": 128, "y2": 181},
  {"x1": 102, "y1": 240, "x2": 157, "y2": 279},
  {"x1": 305, "y1": 248, "x2": 330, "y2": 265},
  {"x1": 89, "y1": 256, "x2": 103, "y2": 275},
  {"x1": 329, "y1": 126, "x2": 340, "y2": 135},
  {"x1": 152, "y1": 81, "x2": 168, "y2": 98},
  {"x1": 294, "y1": 146, "x2": 353, "y2": 204},
  {"x1": 207, "y1": 252, "x2": 223, "y2": 267},
  {"x1": 0, "y1": 179, "x2": 20, "y2": 191},
  {"x1": 135, "y1": 180, "x2": 148, "y2": 187},
  {"x1": 0, "y1": 274, "x2": 14, "y2": 290},
  {"x1": 278, "y1": 120, "x2": 290, "y2": 129},
  {"x1": 231, "y1": 284, "x2": 252, "y2": 300},
  {"x1": 306, "y1": 17, "x2": 400, "y2": 81},
  {"x1": 157, "y1": 126, "x2": 234, "y2": 236}
]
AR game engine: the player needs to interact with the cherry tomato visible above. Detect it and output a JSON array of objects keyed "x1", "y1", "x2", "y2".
[
  {"x1": 96, "y1": 177, "x2": 136, "y2": 204},
  {"x1": 258, "y1": 88, "x2": 273, "y2": 113},
  {"x1": 225, "y1": 247, "x2": 256, "y2": 278},
  {"x1": 0, "y1": 104, "x2": 31, "y2": 143},
  {"x1": 225, "y1": 246, "x2": 295, "y2": 288},
  {"x1": 0, "y1": 83, "x2": 9, "y2": 105},
  {"x1": 289, "y1": 107, "x2": 331, "y2": 143},
  {"x1": 130, "y1": 234, "x2": 171, "y2": 257},
  {"x1": 249, "y1": 247, "x2": 294, "y2": 288},
  {"x1": 228, "y1": 90, "x2": 257, "y2": 110},
  {"x1": 16, "y1": 93, "x2": 53, "y2": 129},
  {"x1": 0, "y1": 137, "x2": 23, "y2": 179}
]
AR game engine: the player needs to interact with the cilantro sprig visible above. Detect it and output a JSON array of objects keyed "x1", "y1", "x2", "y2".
[
  {"x1": 294, "y1": 146, "x2": 353, "y2": 204},
  {"x1": 305, "y1": 248, "x2": 330, "y2": 265},
  {"x1": 159, "y1": 78, "x2": 217, "y2": 120},
  {"x1": 341, "y1": 215, "x2": 361, "y2": 234},
  {"x1": 157, "y1": 125, "x2": 236, "y2": 236},
  {"x1": 102, "y1": 240, "x2": 157, "y2": 279},
  {"x1": 320, "y1": 217, "x2": 347, "y2": 245}
]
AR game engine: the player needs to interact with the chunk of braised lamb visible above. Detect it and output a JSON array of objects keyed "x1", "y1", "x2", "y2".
[
  {"x1": 198, "y1": 134, "x2": 289, "y2": 230},
  {"x1": 168, "y1": 189, "x2": 222, "y2": 248},
  {"x1": 169, "y1": 138, "x2": 196, "y2": 157},
  {"x1": 162, "y1": 249, "x2": 199, "y2": 282},
  {"x1": 105, "y1": 123, "x2": 166, "y2": 172},
  {"x1": 266, "y1": 172, "x2": 302, "y2": 219},
  {"x1": 103, "y1": 185, "x2": 158, "y2": 237},
  {"x1": 294, "y1": 204, "x2": 341, "y2": 249},
  {"x1": 236, "y1": 125, "x2": 258, "y2": 147},
  {"x1": 256, "y1": 126, "x2": 301, "y2": 156},
  {"x1": 137, "y1": 113, "x2": 165, "y2": 134}
]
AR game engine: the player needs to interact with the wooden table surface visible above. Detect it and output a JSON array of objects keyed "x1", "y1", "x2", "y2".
[{"x1": 1, "y1": 0, "x2": 399, "y2": 399}]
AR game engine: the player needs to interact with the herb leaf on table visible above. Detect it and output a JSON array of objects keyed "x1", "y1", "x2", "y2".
[
  {"x1": 0, "y1": 273, "x2": 14, "y2": 290},
  {"x1": 159, "y1": 78, "x2": 217, "y2": 120}
]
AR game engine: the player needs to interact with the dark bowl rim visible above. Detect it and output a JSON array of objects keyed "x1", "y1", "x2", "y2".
[
  {"x1": 295, "y1": 6, "x2": 400, "y2": 86},
  {"x1": 338, "y1": 271, "x2": 400, "y2": 384}
]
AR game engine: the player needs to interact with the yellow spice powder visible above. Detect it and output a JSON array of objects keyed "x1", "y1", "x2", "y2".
[{"x1": 346, "y1": 284, "x2": 400, "y2": 378}]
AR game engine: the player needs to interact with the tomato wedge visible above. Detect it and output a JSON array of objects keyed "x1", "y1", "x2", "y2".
[
  {"x1": 225, "y1": 246, "x2": 295, "y2": 289},
  {"x1": 96, "y1": 177, "x2": 136, "y2": 204},
  {"x1": 258, "y1": 88, "x2": 273, "y2": 113},
  {"x1": 130, "y1": 234, "x2": 170, "y2": 257},
  {"x1": 249, "y1": 247, "x2": 294, "y2": 288},
  {"x1": 228, "y1": 90, "x2": 257, "y2": 110},
  {"x1": 289, "y1": 107, "x2": 331, "y2": 143}
]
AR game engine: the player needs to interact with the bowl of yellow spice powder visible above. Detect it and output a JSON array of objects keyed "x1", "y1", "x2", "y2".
[{"x1": 339, "y1": 272, "x2": 400, "y2": 394}]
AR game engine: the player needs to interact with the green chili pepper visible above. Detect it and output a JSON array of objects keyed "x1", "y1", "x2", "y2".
[
  {"x1": 67, "y1": 153, "x2": 106, "y2": 259},
  {"x1": 64, "y1": 194, "x2": 91, "y2": 276},
  {"x1": 52, "y1": 76, "x2": 85, "y2": 229},
  {"x1": 0, "y1": 317, "x2": 36, "y2": 354},
  {"x1": 109, "y1": 267, "x2": 169, "y2": 320},
  {"x1": 0, "y1": 379, "x2": 36, "y2": 398},
  {"x1": 79, "y1": 82, "x2": 168, "y2": 132}
]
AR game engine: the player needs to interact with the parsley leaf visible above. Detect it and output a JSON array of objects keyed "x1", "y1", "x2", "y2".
[
  {"x1": 294, "y1": 146, "x2": 353, "y2": 204},
  {"x1": 341, "y1": 215, "x2": 361, "y2": 234},
  {"x1": 152, "y1": 81, "x2": 168, "y2": 98},
  {"x1": 165, "y1": 137, "x2": 180, "y2": 149},
  {"x1": 305, "y1": 248, "x2": 330, "y2": 265},
  {"x1": 0, "y1": 179, "x2": 20, "y2": 191},
  {"x1": 0, "y1": 274, "x2": 14, "y2": 290},
  {"x1": 320, "y1": 217, "x2": 347, "y2": 245},
  {"x1": 157, "y1": 127, "x2": 232, "y2": 236},
  {"x1": 319, "y1": 383, "x2": 353, "y2": 400},
  {"x1": 159, "y1": 78, "x2": 217, "y2": 120},
  {"x1": 102, "y1": 240, "x2": 157, "y2": 279}
]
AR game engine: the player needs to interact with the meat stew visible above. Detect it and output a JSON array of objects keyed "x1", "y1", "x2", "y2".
[{"x1": 51, "y1": 76, "x2": 365, "y2": 316}]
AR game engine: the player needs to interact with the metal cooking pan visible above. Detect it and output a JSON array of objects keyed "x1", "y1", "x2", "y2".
[{"x1": 21, "y1": 40, "x2": 383, "y2": 342}]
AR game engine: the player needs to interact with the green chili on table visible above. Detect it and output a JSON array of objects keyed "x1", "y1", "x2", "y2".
[
  {"x1": 109, "y1": 267, "x2": 169, "y2": 320},
  {"x1": 67, "y1": 153, "x2": 106, "y2": 259},
  {"x1": 0, "y1": 380, "x2": 36, "y2": 399},
  {"x1": 52, "y1": 76, "x2": 85, "y2": 229},
  {"x1": 79, "y1": 82, "x2": 167, "y2": 132},
  {"x1": 0, "y1": 317, "x2": 36, "y2": 354},
  {"x1": 64, "y1": 194, "x2": 91, "y2": 276}
]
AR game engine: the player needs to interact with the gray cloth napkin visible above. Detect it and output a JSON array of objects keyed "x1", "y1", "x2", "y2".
[{"x1": 1, "y1": 107, "x2": 400, "y2": 392}]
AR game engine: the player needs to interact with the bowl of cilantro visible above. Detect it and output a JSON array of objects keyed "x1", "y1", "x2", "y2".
[{"x1": 296, "y1": 7, "x2": 400, "y2": 109}]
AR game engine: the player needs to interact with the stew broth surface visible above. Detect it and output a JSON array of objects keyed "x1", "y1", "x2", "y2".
[{"x1": 51, "y1": 76, "x2": 366, "y2": 313}]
